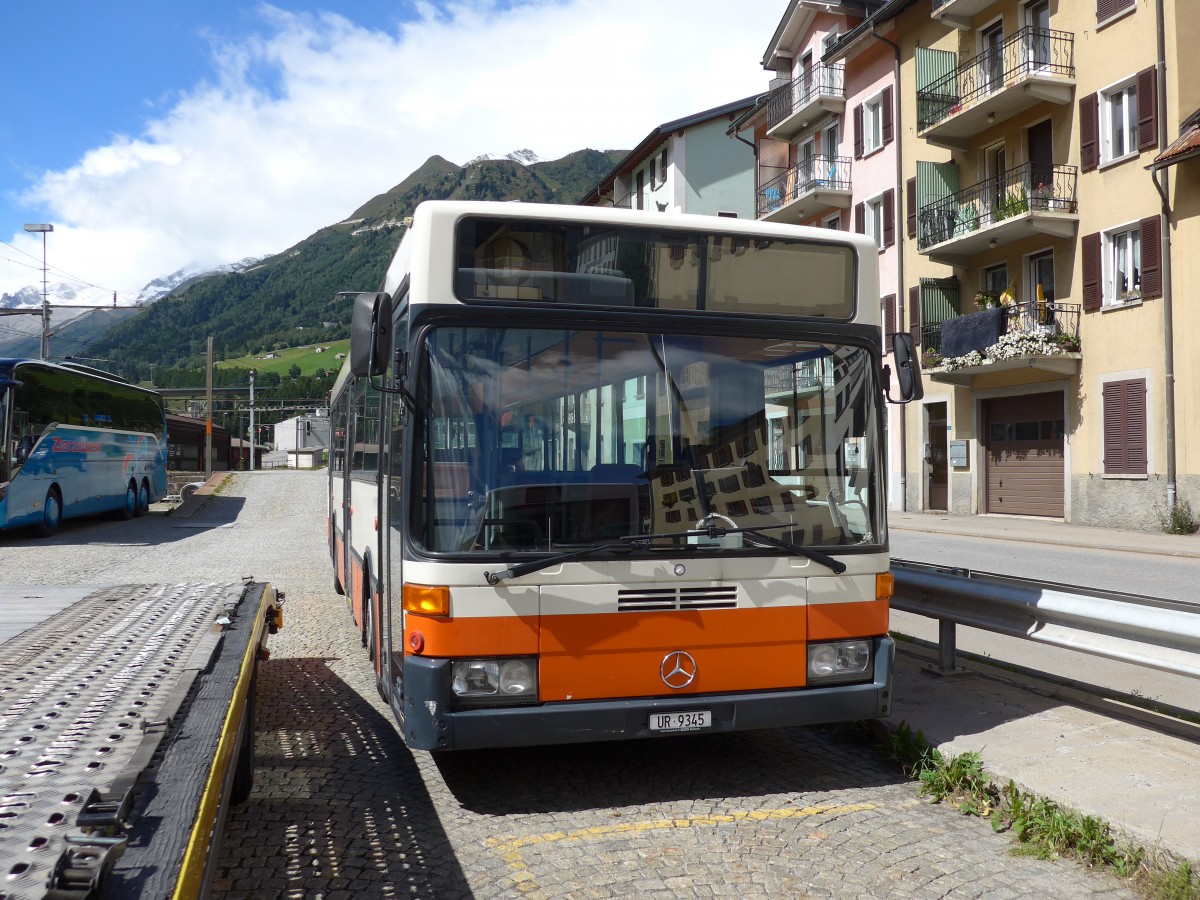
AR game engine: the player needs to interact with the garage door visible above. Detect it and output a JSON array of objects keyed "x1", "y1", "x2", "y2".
[{"x1": 983, "y1": 393, "x2": 1064, "y2": 517}]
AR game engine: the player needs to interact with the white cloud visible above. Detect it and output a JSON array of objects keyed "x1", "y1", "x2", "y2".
[{"x1": 1, "y1": 0, "x2": 783, "y2": 299}]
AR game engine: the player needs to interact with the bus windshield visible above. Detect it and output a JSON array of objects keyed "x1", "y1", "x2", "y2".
[{"x1": 411, "y1": 326, "x2": 882, "y2": 555}]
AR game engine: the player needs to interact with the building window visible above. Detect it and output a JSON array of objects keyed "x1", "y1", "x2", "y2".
[
  {"x1": 824, "y1": 213, "x2": 841, "y2": 231},
  {"x1": 865, "y1": 196, "x2": 885, "y2": 248},
  {"x1": 660, "y1": 148, "x2": 668, "y2": 182},
  {"x1": 1101, "y1": 78, "x2": 1137, "y2": 164},
  {"x1": 863, "y1": 93, "x2": 885, "y2": 154},
  {"x1": 1102, "y1": 377, "x2": 1146, "y2": 475},
  {"x1": 981, "y1": 263, "x2": 1008, "y2": 298},
  {"x1": 1097, "y1": 0, "x2": 1136, "y2": 26},
  {"x1": 1104, "y1": 225, "x2": 1141, "y2": 304}
]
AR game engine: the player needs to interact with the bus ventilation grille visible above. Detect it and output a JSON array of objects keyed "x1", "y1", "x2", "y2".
[{"x1": 617, "y1": 586, "x2": 738, "y2": 612}]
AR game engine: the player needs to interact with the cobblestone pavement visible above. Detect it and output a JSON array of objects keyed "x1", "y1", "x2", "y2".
[{"x1": 0, "y1": 471, "x2": 1135, "y2": 898}]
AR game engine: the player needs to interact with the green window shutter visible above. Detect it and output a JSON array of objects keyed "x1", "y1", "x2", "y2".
[
  {"x1": 915, "y1": 47, "x2": 959, "y2": 129},
  {"x1": 916, "y1": 160, "x2": 960, "y2": 246}
]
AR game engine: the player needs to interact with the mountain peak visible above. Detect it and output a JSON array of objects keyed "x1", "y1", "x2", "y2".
[{"x1": 465, "y1": 149, "x2": 542, "y2": 167}]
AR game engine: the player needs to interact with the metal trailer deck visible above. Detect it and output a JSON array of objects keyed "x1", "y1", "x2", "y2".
[{"x1": 0, "y1": 581, "x2": 281, "y2": 900}]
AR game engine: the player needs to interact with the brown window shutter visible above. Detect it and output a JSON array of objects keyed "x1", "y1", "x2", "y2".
[
  {"x1": 1102, "y1": 381, "x2": 1127, "y2": 473},
  {"x1": 1082, "y1": 231, "x2": 1102, "y2": 310},
  {"x1": 882, "y1": 189, "x2": 895, "y2": 248},
  {"x1": 1097, "y1": 0, "x2": 1114, "y2": 20},
  {"x1": 1079, "y1": 93, "x2": 1099, "y2": 172},
  {"x1": 906, "y1": 177, "x2": 917, "y2": 238},
  {"x1": 853, "y1": 104, "x2": 864, "y2": 159},
  {"x1": 1104, "y1": 379, "x2": 1148, "y2": 475},
  {"x1": 909, "y1": 285, "x2": 921, "y2": 346},
  {"x1": 882, "y1": 87, "x2": 894, "y2": 146},
  {"x1": 854, "y1": 202, "x2": 865, "y2": 234},
  {"x1": 1137, "y1": 66, "x2": 1158, "y2": 152},
  {"x1": 1126, "y1": 379, "x2": 1148, "y2": 474},
  {"x1": 1139, "y1": 215, "x2": 1162, "y2": 298},
  {"x1": 883, "y1": 293, "x2": 896, "y2": 336}
]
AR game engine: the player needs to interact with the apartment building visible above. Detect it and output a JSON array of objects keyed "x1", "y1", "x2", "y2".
[
  {"x1": 733, "y1": 0, "x2": 908, "y2": 506},
  {"x1": 889, "y1": 0, "x2": 1198, "y2": 530},
  {"x1": 733, "y1": 0, "x2": 1199, "y2": 529},
  {"x1": 579, "y1": 97, "x2": 761, "y2": 217}
]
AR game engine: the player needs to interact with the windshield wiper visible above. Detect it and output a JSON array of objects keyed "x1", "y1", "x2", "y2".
[
  {"x1": 483, "y1": 523, "x2": 846, "y2": 584},
  {"x1": 484, "y1": 542, "x2": 634, "y2": 585},
  {"x1": 619, "y1": 525, "x2": 844, "y2": 573}
]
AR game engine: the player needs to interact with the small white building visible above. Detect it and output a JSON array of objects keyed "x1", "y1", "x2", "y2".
[{"x1": 273, "y1": 412, "x2": 331, "y2": 467}]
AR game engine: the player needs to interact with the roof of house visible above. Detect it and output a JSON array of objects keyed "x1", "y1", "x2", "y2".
[
  {"x1": 1151, "y1": 108, "x2": 1200, "y2": 170},
  {"x1": 578, "y1": 95, "x2": 763, "y2": 205}
]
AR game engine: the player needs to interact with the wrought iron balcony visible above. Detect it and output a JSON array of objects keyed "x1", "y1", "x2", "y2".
[
  {"x1": 922, "y1": 299, "x2": 1082, "y2": 385},
  {"x1": 917, "y1": 27, "x2": 1075, "y2": 148},
  {"x1": 765, "y1": 64, "x2": 846, "y2": 142},
  {"x1": 756, "y1": 156, "x2": 853, "y2": 223},
  {"x1": 917, "y1": 163, "x2": 1078, "y2": 264}
]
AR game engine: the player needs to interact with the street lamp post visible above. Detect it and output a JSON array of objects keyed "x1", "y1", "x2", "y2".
[{"x1": 22, "y1": 224, "x2": 53, "y2": 359}]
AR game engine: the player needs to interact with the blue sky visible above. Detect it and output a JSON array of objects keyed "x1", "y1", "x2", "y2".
[{"x1": 0, "y1": 1, "x2": 785, "y2": 302}]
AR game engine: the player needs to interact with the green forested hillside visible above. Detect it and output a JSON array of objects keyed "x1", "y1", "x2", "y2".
[{"x1": 89, "y1": 148, "x2": 624, "y2": 391}]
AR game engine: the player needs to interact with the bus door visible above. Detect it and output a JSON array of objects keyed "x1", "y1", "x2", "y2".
[{"x1": 385, "y1": 304, "x2": 409, "y2": 712}]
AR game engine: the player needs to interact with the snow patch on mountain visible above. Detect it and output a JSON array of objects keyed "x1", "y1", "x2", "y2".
[
  {"x1": 465, "y1": 149, "x2": 542, "y2": 167},
  {"x1": 0, "y1": 257, "x2": 267, "y2": 321}
]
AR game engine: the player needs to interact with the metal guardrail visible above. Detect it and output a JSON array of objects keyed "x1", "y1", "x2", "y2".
[{"x1": 890, "y1": 559, "x2": 1200, "y2": 679}]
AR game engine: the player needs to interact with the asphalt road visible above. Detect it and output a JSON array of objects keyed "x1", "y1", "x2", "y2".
[{"x1": 0, "y1": 472, "x2": 1138, "y2": 898}]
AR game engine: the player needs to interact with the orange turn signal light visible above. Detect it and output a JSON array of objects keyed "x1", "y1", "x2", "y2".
[
  {"x1": 402, "y1": 583, "x2": 450, "y2": 617},
  {"x1": 876, "y1": 572, "x2": 895, "y2": 602}
]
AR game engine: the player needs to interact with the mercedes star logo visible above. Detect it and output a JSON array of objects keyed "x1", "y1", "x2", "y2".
[{"x1": 660, "y1": 651, "x2": 697, "y2": 689}]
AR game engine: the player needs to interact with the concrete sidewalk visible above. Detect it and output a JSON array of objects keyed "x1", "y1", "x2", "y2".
[
  {"x1": 885, "y1": 511, "x2": 1200, "y2": 866},
  {"x1": 890, "y1": 508, "x2": 1200, "y2": 559}
]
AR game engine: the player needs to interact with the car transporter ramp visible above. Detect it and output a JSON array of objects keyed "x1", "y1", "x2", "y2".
[{"x1": 0, "y1": 580, "x2": 282, "y2": 899}]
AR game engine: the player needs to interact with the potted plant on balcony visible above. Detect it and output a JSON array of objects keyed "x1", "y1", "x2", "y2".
[{"x1": 974, "y1": 290, "x2": 1001, "y2": 310}]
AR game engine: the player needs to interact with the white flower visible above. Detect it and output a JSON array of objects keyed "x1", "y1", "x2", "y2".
[{"x1": 939, "y1": 331, "x2": 1075, "y2": 370}]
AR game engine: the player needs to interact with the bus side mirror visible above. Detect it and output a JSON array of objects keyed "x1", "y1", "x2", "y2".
[
  {"x1": 888, "y1": 332, "x2": 924, "y2": 403},
  {"x1": 350, "y1": 292, "x2": 393, "y2": 378}
]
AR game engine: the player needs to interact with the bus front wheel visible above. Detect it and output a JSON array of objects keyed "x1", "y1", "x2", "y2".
[{"x1": 31, "y1": 488, "x2": 62, "y2": 538}]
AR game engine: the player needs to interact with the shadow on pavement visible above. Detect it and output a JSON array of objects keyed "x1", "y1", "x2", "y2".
[
  {"x1": 212, "y1": 656, "x2": 470, "y2": 899},
  {"x1": 435, "y1": 721, "x2": 904, "y2": 817},
  {"x1": 0, "y1": 496, "x2": 248, "y2": 547}
]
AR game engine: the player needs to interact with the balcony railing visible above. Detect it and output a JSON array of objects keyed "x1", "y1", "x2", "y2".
[
  {"x1": 917, "y1": 163, "x2": 1077, "y2": 251},
  {"x1": 917, "y1": 26, "x2": 1075, "y2": 132},
  {"x1": 766, "y1": 64, "x2": 846, "y2": 135},
  {"x1": 756, "y1": 156, "x2": 853, "y2": 220},
  {"x1": 922, "y1": 299, "x2": 1080, "y2": 357}
]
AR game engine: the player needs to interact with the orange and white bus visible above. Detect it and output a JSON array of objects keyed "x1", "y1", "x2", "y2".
[{"x1": 329, "y1": 200, "x2": 922, "y2": 751}]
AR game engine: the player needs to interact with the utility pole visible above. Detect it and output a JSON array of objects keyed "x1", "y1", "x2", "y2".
[
  {"x1": 205, "y1": 337, "x2": 213, "y2": 479},
  {"x1": 22, "y1": 224, "x2": 53, "y2": 359},
  {"x1": 249, "y1": 370, "x2": 256, "y2": 472}
]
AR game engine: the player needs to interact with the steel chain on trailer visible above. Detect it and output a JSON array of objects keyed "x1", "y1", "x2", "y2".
[{"x1": 0, "y1": 582, "x2": 243, "y2": 900}]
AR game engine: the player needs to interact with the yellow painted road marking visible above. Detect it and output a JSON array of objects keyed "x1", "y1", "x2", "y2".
[{"x1": 484, "y1": 801, "x2": 879, "y2": 898}]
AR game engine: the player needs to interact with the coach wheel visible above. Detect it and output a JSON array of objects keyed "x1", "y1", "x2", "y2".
[
  {"x1": 31, "y1": 487, "x2": 62, "y2": 538},
  {"x1": 119, "y1": 481, "x2": 137, "y2": 520},
  {"x1": 135, "y1": 479, "x2": 150, "y2": 516}
]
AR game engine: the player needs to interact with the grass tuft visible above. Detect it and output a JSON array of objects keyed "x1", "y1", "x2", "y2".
[{"x1": 883, "y1": 722, "x2": 1197, "y2": 897}]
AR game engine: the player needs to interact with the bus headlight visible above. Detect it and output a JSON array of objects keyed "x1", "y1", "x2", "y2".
[
  {"x1": 807, "y1": 640, "x2": 873, "y2": 683},
  {"x1": 451, "y1": 658, "x2": 538, "y2": 703}
]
